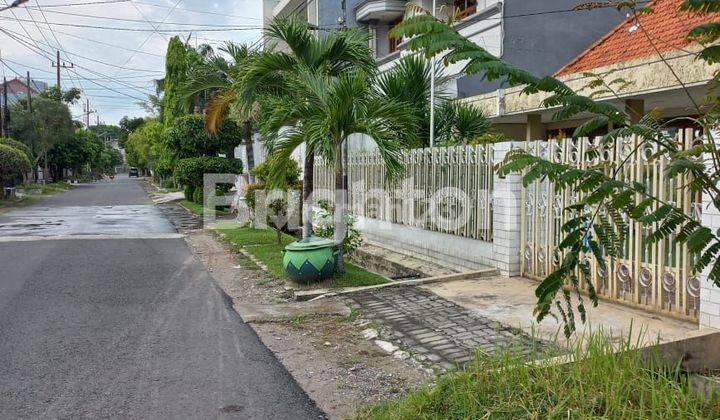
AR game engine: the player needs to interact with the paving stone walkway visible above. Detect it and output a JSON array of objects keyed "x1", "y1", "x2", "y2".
[{"x1": 344, "y1": 286, "x2": 545, "y2": 370}]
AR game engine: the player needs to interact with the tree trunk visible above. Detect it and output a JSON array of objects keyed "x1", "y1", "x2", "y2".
[
  {"x1": 43, "y1": 149, "x2": 50, "y2": 184},
  {"x1": 333, "y1": 141, "x2": 347, "y2": 274},
  {"x1": 302, "y1": 147, "x2": 314, "y2": 239},
  {"x1": 243, "y1": 121, "x2": 255, "y2": 176}
]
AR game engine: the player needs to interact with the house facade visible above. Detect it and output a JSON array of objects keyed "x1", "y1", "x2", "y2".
[
  {"x1": 0, "y1": 78, "x2": 47, "y2": 108},
  {"x1": 463, "y1": 0, "x2": 719, "y2": 140},
  {"x1": 263, "y1": 0, "x2": 626, "y2": 101}
]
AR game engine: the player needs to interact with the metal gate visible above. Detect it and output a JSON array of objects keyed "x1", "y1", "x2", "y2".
[{"x1": 520, "y1": 131, "x2": 702, "y2": 320}]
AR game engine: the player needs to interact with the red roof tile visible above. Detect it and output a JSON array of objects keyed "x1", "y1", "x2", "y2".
[{"x1": 556, "y1": 0, "x2": 718, "y2": 76}]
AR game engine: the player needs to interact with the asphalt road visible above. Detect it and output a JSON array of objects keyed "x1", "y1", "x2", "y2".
[{"x1": 0, "y1": 176, "x2": 323, "y2": 419}]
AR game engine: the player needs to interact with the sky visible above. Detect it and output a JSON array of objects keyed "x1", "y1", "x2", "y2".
[{"x1": 0, "y1": 0, "x2": 263, "y2": 126}]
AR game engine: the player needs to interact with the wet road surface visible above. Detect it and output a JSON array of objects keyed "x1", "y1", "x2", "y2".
[{"x1": 0, "y1": 176, "x2": 322, "y2": 419}]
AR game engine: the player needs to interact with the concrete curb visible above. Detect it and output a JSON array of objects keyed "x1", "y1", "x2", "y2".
[{"x1": 297, "y1": 268, "x2": 499, "y2": 302}]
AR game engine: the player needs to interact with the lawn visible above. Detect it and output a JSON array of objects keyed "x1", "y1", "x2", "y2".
[
  {"x1": 0, "y1": 182, "x2": 71, "y2": 209},
  {"x1": 180, "y1": 199, "x2": 229, "y2": 217},
  {"x1": 359, "y1": 334, "x2": 720, "y2": 419},
  {"x1": 214, "y1": 225, "x2": 388, "y2": 288},
  {"x1": 17, "y1": 182, "x2": 72, "y2": 195}
]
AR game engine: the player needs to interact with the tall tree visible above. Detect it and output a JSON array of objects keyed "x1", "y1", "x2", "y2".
[
  {"x1": 197, "y1": 17, "x2": 376, "y2": 239},
  {"x1": 162, "y1": 36, "x2": 192, "y2": 125},
  {"x1": 10, "y1": 97, "x2": 74, "y2": 182},
  {"x1": 262, "y1": 68, "x2": 417, "y2": 272}
]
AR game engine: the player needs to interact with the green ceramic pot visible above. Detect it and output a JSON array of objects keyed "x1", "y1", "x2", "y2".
[{"x1": 282, "y1": 236, "x2": 337, "y2": 283}]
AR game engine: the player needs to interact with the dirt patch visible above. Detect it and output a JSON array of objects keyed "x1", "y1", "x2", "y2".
[{"x1": 185, "y1": 230, "x2": 432, "y2": 419}]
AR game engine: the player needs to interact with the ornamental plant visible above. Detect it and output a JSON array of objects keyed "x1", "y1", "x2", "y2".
[
  {"x1": 174, "y1": 157, "x2": 242, "y2": 203},
  {"x1": 0, "y1": 144, "x2": 32, "y2": 186}
]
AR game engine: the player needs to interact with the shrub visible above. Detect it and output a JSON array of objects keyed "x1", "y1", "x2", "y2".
[
  {"x1": 244, "y1": 182, "x2": 265, "y2": 212},
  {"x1": 313, "y1": 199, "x2": 363, "y2": 253},
  {"x1": 184, "y1": 184, "x2": 196, "y2": 201},
  {"x1": 0, "y1": 138, "x2": 33, "y2": 162},
  {"x1": 173, "y1": 157, "x2": 242, "y2": 188},
  {"x1": 0, "y1": 144, "x2": 32, "y2": 185},
  {"x1": 250, "y1": 157, "x2": 301, "y2": 188},
  {"x1": 166, "y1": 114, "x2": 242, "y2": 158},
  {"x1": 192, "y1": 187, "x2": 203, "y2": 204}
]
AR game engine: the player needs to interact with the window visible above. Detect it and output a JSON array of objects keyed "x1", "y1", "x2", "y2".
[{"x1": 454, "y1": 0, "x2": 477, "y2": 19}]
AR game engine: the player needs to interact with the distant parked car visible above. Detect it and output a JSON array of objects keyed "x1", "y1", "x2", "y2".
[{"x1": 128, "y1": 167, "x2": 139, "y2": 178}]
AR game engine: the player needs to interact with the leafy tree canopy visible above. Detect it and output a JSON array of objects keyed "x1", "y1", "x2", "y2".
[
  {"x1": 166, "y1": 114, "x2": 241, "y2": 159},
  {"x1": 39, "y1": 87, "x2": 82, "y2": 104},
  {"x1": 9, "y1": 96, "x2": 74, "y2": 158}
]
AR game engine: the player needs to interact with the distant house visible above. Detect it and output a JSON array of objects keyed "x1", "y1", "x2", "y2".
[
  {"x1": 0, "y1": 78, "x2": 48, "y2": 108},
  {"x1": 464, "y1": 0, "x2": 720, "y2": 139}
]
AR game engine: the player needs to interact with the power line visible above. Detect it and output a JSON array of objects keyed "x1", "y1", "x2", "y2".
[
  {"x1": 131, "y1": 1, "x2": 262, "y2": 22},
  {"x1": 16, "y1": 6, "x2": 262, "y2": 28},
  {"x1": 29, "y1": 0, "x2": 130, "y2": 8},
  {"x1": 31, "y1": 1, "x2": 86, "y2": 97},
  {"x1": 0, "y1": 26, "x2": 163, "y2": 73},
  {"x1": 0, "y1": 16, "x2": 264, "y2": 32},
  {"x1": 0, "y1": 27, "x2": 154, "y2": 101},
  {"x1": 112, "y1": 0, "x2": 182, "y2": 78},
  {"x1": 45, "y1": 27, "x2": 165, "y2": 57}
]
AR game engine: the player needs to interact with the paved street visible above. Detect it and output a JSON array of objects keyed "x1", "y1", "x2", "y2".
[{"x1": 0, "y1": 176, "x2": 322, "y2": 419}]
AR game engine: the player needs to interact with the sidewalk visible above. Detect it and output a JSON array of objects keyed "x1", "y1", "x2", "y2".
[{"x1": 344, "y1": 286, "x2": 547, "y2": 371}]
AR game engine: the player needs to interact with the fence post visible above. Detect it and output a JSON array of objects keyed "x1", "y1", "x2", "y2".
[
  {"x1": 700, "y1": 183, "x2": 720, "y2": 329},
  {"x1": 492, "y1": 141, "x2": 523, "y2": 276}
]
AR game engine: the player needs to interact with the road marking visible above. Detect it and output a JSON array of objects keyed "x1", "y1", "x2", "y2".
[{"x1": 0, "y1": 233, "x2": 185, "y2": 243}]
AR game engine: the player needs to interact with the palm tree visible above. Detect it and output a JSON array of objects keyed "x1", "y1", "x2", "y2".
[
  {"x1": 376, "y1": 55, "x2": 490, "y2": 147},
  {"x1": 197, "y1": 17, "x2": 376, "y2": 239},
  {"x1": 181, "y1": 42, "x2": 259, "y2": 175},
  {"x1": 261, "y1": 68, "x2": 417, "y2": 272}
]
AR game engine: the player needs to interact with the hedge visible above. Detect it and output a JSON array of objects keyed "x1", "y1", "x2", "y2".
[
  {"x1": 174, "y1": 157, "x2": 243, "y2": 188},
  {"x1": 0, "y1": 144, "x2": 32, "y2": 184},
  {"x1": 0, "y1": 138, "x2": 33, "y2": 162}
]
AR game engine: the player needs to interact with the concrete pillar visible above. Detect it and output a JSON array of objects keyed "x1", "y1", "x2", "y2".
[
  {"x1": 699, "y1": 193, "x2": 720, "y2": 329},
  {"x1": 526, "y1": 114, "x2": 544, "y2": 141},
  {"x1": 699, "y1": 132, "x2": 720, "y2": 330},
  {"x1": 492, "y1": 141, "x2": 523, "y2": 276},
  {"x1": 625, "y1": 99, "x2": 644, "y2": 124}
]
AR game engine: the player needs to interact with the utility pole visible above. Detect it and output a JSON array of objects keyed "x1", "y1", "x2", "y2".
[
  {"x1": 51, "y1": 50, "x2": 73, "y2": 93},
  {"x1": 85, "y1": 98, "x2": 90, "y2": 128},
  {"x1": 26, "y1": 71, "x2": 32, "y2": 113},
  {"x1": 96, "y1": 115, "x2": 100, "y2": 126}
]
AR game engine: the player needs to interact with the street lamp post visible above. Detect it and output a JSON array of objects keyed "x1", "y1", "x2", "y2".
[{"x1": 0, "y1": 0, "x2": 29, "y2": 12}]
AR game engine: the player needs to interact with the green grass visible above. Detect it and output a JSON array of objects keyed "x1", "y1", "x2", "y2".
[
  {"x1": 0, "y1": 182, "x2": 71, "y2": 209},
  {"x1": 180, "y1": 199, "x2": 229, "y2": 217},
  {"x1": 21, "y1": 182, "x2": 71, "y2": 195},
  {"x1": 214, "y1": 225, "x2": 388, "y2": 288},
  {"x1": 359, "y1": 333, "x2": 720, "y2": 419},
  {"x1": 0, "y1": 195, "x2": 40, "y2": 209}
]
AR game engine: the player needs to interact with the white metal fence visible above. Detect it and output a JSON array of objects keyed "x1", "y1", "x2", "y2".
[
  {"x1": 313, "y1": 144, "x2": 495, "y2": 241},
  {"x1": 521, "y1": 131, "x2": 702, "y2": 320}
]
